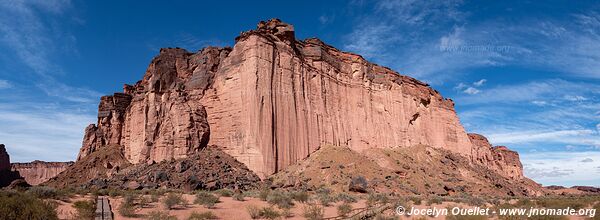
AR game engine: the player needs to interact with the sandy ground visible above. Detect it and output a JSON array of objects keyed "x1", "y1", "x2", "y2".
[
  {"x1": 109, "y1": 194, "x2": 370, "y2": 220},
  {"x1": 53, "y1": 194, "x2": 94, "y2": 220},
  {"x1": 50, "y1": 193, "x2": 595, "y2": 220}
]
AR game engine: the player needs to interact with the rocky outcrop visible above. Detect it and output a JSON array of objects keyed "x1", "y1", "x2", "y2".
[
  {"x1": 468, "y1": 133, "x2": 524, "y2": 180},
  {"x1": 76, "y1": 19, "x2": 530, "y2": 185},
  {"x1": 10, "y1": 161, "x2": 74, "y2": 185},
  {"x1": 0, "y1": 144, "x2": 24, "y2": 187},
  {"x1": 0, "y1": 144, "x2": 9, "y2": 171}
]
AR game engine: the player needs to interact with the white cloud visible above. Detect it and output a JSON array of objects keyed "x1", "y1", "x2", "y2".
[
  {"x1": 456, "y1": 79, "x2": 600, "y2": 104},
  {"x1": 487, "y1": 129, "x2": 599, "y2": 147},
  {"x1": 0, "y1": 0, "x2": 98, "y2": 102},
  {"x1": 531, "y1": 100, "x2": 548, "y2": 106},
  {"x1": 0, "y1": 101, "x2": 95, "y2": 162},
  {"x1": 565, "y1": 145, "x2": 577, "y2": 150},
  {"x1": 0, "y1": 0, "x2": 100, "y2": 162},
  {"x1": 521, "y1": 151, "x2": 600, "y2": 187},
  {"x1": 581, "y1": 158, "x2": 594, "y2": 163},
  {"x1": 0, "y1": 80, "x2": 10, "y2": 89},
  {"x1": 343, "y1": 1, "x2": 600, "y2": 83},
  {"x1": 473, "y1": 79, "x2": 487, "y2": 87},
  {"x1": 564, "y1": 95, "x2": 588, "y2": 102},
  {"x1": 463, "y1": 87, "x2": 480, "y2": 95}
]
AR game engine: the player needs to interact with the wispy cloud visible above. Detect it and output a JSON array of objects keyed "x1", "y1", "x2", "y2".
[
  {"x1": 521, "y1": 151, "x2": 600, "y2": 186},
  {"x1": 0, "y1": 0, "x2": 99, "y2": 162},
  {"x1": 0, "y1": 79, "x2": 10, "y2": 89},
  {"x1": 0, "y1": 0, "x2": 99, "y2": 102},
  {"x1": 343, "y1": 1, "x2": 600, "y2": 83}
]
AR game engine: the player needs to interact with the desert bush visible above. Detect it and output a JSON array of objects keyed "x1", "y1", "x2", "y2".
[
  {"x1": 188, "y1": 211, "x2": 219, "y2": 220},
  {"x1": 259, "y1": 206, "x2": 281, "y2": 220},
  {"x1": 367, "y1": 193, "x2": 389, "y2": 207},
  {"x1": 73, "y1": 200, "x2": 96, "y2": 219},
  {"x1": 150, "y1": 192, "x2": 161, "y2": 202},
  {"x1": 214, "y1": 188, "x2": 234, "y2": 197},
  {"x1": 0, "y1": 190, "x2": 59, "y2": 220},
  {"x1": 195, "y1": 191, "x2": 220, "y2": 209},
  {"x1": 303, "y1": 203, "x2": 324, "y2": 220},
  {"x1": 291, "y1": 190, "x2": 310, "y2": 203},
  {"x1": 233, "y1": 192, "x2": 245, "y2": 201},
  {"x1": 409, "y1": 196, "x2": 422, "y2": 205},
  {"x1": 139, "y1": 195, "x2": 150, "y2": 208},
  {"x1": 337, "y1": 202, "x2": 353, "y2": 217},
  {"x1": 267, "y1": 190, "x2": 294, "y2": 209},
  {"x1": 259, "y1": 189, "x2": 270, "y2": 201},
  {"x1": 427, "y1": 196, "x2": 443, "y2": 205},
  {"x1": 27, "y1": 186, "x2": 58, "y2": 199},
  {"x1": 536, "y1": 197, "x2": 587, "y2": 210},
  {"x1": 163, "y1": 193, "x2": 186, "y2": 210},
  {"x1": 246, "y1": 205, "x2": 262, "y2": 219},
  {"x1": 335, "y1": 193, "x2": 357, "y2": 203},
  {"x1": 281, "y1": 207, "x2": 293, "y2": 218},
  {"x1": 118, "y1": 199, "x2": 137, "y2": 217},
  {"x1": 146, "y1": 210, "x2": 177, "y2": 220}
]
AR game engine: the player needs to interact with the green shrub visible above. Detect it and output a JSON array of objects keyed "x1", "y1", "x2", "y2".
[
  {"x1": 367, "y1": 193, "x2": 389, "y2": 207},
  {"x1": 335, "y1": 193, "x2": 357, "y2": 203},
  {"x1": 317, "y1": 193, "x2": 334, "y2": 207},
  {"x1": 259, "y1": 206, "x2": 281, "y2": 220},
  {"x1": 291, "y1": 190, "x2": 310, "y2": 203},
  {"x1": 163, "y1": 193, "x2": 186, "y2": 210},
  {"x1": 145, "y1": 211, "x2": 177, "y2": 220},
  {"x1": 214, "y1": 188, "x2": 234, "y2": 197},
  {"x1": 0, "y1": 190, "x2": 59, "y2": 220},
  {"x1": 73, "y1": 200, "x2": 96, "y2": 219},
  {"x1": 233, "y1": 192, "x2": 245, "y2": 201},
  {"x1": 267, "y1": 190, "x2": 294, "y2": 209},
  {"x1": 150, "y1": 192, "x2": 160, "y2": 202},
  {"x1": 118, "y1": 200, "x2": 137, "y2": 217},
  {"x1": 303, "y1": 203, "x2": 324, "y2": 220},
  {"x1": 337, "y1": 202, "x2": 353, "y2": 217},
  {"x1": 259, "y1": 189, "x2": 270, "y2": 201},
  {"x1": 188, "y1": 211, "x2": 219, "y2": 220},
  {"x1": 28, "y1": 186, "x2": 58, "y2": 199},
  {"x1": 246, "y1": 205, "x2": 261, "y2": 219},
  {"x1": 427, "y1": 196, "x2": 443, "y2": 205},
  {"x1": 195, "y1": 191, "x2": 220, "y2": 209}
]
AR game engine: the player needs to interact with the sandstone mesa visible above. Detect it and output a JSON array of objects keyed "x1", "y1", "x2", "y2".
[{"x1": 4, "y1": 19, "x2": 540, "y2": 195}]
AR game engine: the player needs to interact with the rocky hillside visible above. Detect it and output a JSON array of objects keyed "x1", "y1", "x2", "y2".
[
  {"x1": 70, "y1": 19, "x2": 541, "y2": 195},
  {"x1": 271, "y1": 145, "x2": 541, "y2": 196},
  {"x1": 11, "y1": 161, "x2": 73, "y2": 185}
]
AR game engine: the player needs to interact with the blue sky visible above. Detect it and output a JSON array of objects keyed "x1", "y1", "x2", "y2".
[{"x1": 0, "y1": 0, "x2": 598, "y2": 187}]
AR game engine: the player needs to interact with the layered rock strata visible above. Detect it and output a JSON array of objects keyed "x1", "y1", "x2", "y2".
[
  {"x1": 468, "y1": 133, "x2": 523, "y2": 180},
  {"x1": 10, "y1": 161, "x2": 74, "y2": 185},
  {"x1": 77, "y1": 19, "x2": 528, "y2": 182}
]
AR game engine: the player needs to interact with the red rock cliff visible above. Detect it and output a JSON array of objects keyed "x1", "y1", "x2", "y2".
[
  {"x1": 77, "y1": 19, "x2": 526, "y2": 180},
  {"x1": 11, "y1": 161, "x2": 74, "y2": 185}
]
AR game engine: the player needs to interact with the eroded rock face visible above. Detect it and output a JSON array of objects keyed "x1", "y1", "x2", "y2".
[
  {"x1": 0, "y1": 144, "x2": 24, "y2": 187},
  {"x1": 77, "y1": 18, "x2": 527, "y2": 181},
  {"x1": 468, "y1": 133, "x2": 524, "y2": 180},
  {"x1": 0, "y1": 144, "x2": 9, "y2": 171},
  {"x1": 10, "y1": 161, "x2": 74, "y2": 185}
]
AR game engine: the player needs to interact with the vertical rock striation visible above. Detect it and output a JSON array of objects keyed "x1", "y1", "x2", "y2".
[{"x1": 76, "y1": 19, "x2": 527, "y2": 181}]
